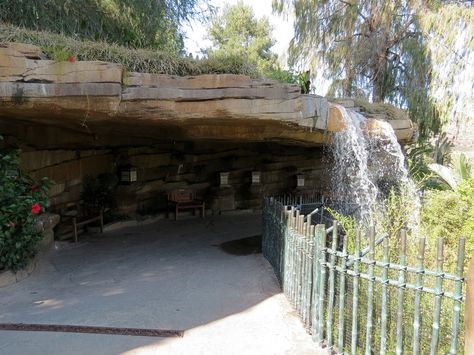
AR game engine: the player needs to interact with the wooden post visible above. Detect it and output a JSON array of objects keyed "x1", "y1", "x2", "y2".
[
  {"x1": 450, "y1": 237, "x2": 465, "y2": 354},
  {"x1": 351, "y1": 229, "x2": 361, "y2": 355},
  {"x1": 326, "y1": 220, "x2": 338, "y2": 349},
  {"x1": 365, "y1": 226, "x2": 376, "y2": 355},
  {"x1": 465, "y1": 255, "x2": 474, "y2": 354},
  {"x1": 396, "y1": 229, "x2": 407, "y2": 355}
]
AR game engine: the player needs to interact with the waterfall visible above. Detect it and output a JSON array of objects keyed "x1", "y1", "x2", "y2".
[{"x1": 331, "y1": 105, "x2": 419, "y2": 228}]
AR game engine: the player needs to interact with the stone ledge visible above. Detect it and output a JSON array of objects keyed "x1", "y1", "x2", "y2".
[{"x1": 0, "y1": 255, "x2": 38, "y2": 288}]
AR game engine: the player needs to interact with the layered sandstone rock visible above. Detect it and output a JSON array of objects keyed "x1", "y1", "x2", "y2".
[{"x1": 0, "y1": 43, "x2": 416, "y2": 148}]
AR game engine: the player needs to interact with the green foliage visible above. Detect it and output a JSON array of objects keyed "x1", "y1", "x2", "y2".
[
  {"x1": 325, "y1": 208, "x2": 358, "y2": 239},
  {"x1": 379, "y1": 187, "x2": 418, "y2": 239},
  {"x1": 81, "y1": 173, "x2": 119, "y2": 214},
  {"x1": 406, "y1": 135, "x2": 459, "y2": 190},
  {"x1": 419, "y1": 3, "x2": 474, "y2": 132},
  {"x1": 205, "y1": 2, "x2": 277, "y2": 74},
  {"x1": 453, "y1": 153, "x2": 472, "y2": 181},
  {"x1": 421, "y1": 178, "x2": 474, "y2": 270},
  {"x1": 265, "y1": 67, "x2": 298, "y2": 84},
  {"x1": 297, "y1": 71, "x2": 311, "y2": 94},
  {"x1": 0, "y1": 24, "x2": 260, "y2": 78},
  {"x1": 325, "y1": 207, "x2": 359, "y2": 253},
  {"x1": 0, "y1": 0, "x2": 209, "y2": 52},
  {"x1": 0, "y1": 135, "x2": 50, "y2": 271},
  {"x1": 273, "y1": 0, "x2": 453, "y2": 138}
]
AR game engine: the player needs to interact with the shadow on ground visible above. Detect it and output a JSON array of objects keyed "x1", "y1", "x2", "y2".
[{"x1": 0, "y1": 214, "x2": 320, "y2": 354}]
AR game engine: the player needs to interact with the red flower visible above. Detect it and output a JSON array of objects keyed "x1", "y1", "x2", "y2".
[
  {"x1": 67, "y1": 56, "x2": 76, "y2": 63},
  {"x1": 31, "y1": 185, "x2": 38, "y2": 192},
  {"x1": 31, "y1": 203, "x2": 41, "y2": 214}
]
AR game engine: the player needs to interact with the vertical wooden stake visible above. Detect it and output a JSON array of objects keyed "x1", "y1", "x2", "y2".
[
  {"x1": 380, "y1": 237, "x2": 390, "y2": 355},
  {"x1": 464, "y1": 255, "x2": 474, "y2": 354},
  {"x1": 365, "y1": 226, "x2": 375, "y2": 355},
  {"x1": 430, "y1": 237, "x2": 444, "y2": 355},
  {"x1": 351, "y1": 229, "x2": 361, "y2": 355},
  {"x1": 449, "y1": 237, "x2": 465, "y2": 354},
  {"x1": 395, "y1": 229, "x2": 407, "y2": 355},
  {"x1": 412, "y1": 237, "x2": 426, "y2": 355},
  {"x1": 337, "y1": 235, "x2": 348, "y2": 353},
  {"x1": 327, "y1": 220, "x2": 338, "y2": 349}
]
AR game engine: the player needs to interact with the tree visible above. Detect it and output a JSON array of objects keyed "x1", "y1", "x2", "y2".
[
  {"x1": 0, "y1": 0, "x2": 209, "y2": 52},
  {"x1": 273, "y1": 0, "x2": 442, "y2": 137},
  {"x1": 205, "y1": 1, "x2": 278, "y2": 75},
  {"x1": 418, "y1": 3, "x2": 474, "y2": 132}
]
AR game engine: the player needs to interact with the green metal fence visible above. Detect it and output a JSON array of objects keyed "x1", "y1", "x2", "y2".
[{"x1": 262, "y1": 197, "x2": 466, "y2": 354}]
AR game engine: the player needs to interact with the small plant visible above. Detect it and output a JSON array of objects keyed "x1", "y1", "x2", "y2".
[
  {"x1": 45, "y1": 45, "x2": 75, "y2": 62},
  {"x1": 81, "y1": 173, "x2": 118, "y2": 215},
  {"x1": 0, "y1": 135, "x2": 50, "y2": 271}
]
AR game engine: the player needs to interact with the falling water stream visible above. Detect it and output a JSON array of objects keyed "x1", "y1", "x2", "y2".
[{"x1": 331, "y1": 105, "x2": 419, "y2": 228}]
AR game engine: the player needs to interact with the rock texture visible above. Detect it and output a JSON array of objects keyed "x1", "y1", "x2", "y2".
[
  {"x1": 0, "y1": 43, "x2": 416, "y2": 148},
  {"x1": 19, "y1": 141, "x2": 328, "y2": 224}
]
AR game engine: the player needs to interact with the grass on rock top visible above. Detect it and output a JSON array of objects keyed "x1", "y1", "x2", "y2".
[{"x1": 0, "y1": 23, "x2": 260, "y2": 78}]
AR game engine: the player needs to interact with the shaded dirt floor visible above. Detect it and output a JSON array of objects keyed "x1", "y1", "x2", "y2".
[{"x1": 0, "y1": 214, "x2": 325, "y2": 355}]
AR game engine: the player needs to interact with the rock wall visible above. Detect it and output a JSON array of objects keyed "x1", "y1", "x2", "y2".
[{"x1": 19, "y1": 140, "x2": 328, "y2": 229}]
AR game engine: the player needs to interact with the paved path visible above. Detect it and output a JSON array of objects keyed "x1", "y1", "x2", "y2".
[{"x1": 0, "y1": 214, "x2": 326, "y2": 355}]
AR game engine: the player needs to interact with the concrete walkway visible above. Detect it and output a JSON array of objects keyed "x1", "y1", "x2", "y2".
[{"x1": 0, "y1": 214, "x2": 325, "y2": 355}]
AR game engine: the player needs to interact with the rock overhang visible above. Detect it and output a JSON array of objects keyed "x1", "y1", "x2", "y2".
[{"x1": 0, "y1": 43, "x2": 417, "y2": 149}]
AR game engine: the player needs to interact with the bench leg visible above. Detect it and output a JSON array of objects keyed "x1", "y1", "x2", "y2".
[
  {"x1": 73, "y1": 218, "x2": 78, "y2": 243},
  {"x1": 100, "y1": 211, "x2": 104, "y2": 233},
  {"x1": 202, "y1": 203, "x2": 205, "y2": 218},
  {"x1": 175, "y1": 206, "x2": 178, "y2": 221}
]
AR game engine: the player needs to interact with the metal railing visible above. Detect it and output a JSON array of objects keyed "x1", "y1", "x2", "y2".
[{"x1": 262, "y1": 197, "x2": 466, "y2": 354}]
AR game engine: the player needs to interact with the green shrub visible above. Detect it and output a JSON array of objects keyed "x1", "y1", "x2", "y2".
[
  {"x1": 421, "y1": 178, "x2": 474, "y2": 271},
  {"x1": 81, "y1": 173, "x2": 118, "y2": 214},
  {"x1": 0, "y1": 136, "x2": 50, "y2": 271}
]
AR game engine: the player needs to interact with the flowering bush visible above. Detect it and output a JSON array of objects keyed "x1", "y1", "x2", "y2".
[{"x1": 0, "y1": 135, "x2": 50, "y2": 271}]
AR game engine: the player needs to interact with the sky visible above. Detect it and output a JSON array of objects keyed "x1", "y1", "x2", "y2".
[
  {"x1": 182, "y1": 0, "x2": 331, "y2": 95},
  {"x1": 183, "y1": 0, "x2": 294, "y2": 60}
]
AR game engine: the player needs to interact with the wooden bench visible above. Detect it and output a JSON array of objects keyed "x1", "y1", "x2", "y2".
[
  {"x1": 167, "y1": 189, "x2": 205, "y2": 220},
  {"x1": 61, "y1": 201, "x2": 104, "y2": 242}
]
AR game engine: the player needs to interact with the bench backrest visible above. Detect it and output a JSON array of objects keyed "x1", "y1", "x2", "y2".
[{"x1": 168, "y1": 189, "x2": 194, "y2": 202}]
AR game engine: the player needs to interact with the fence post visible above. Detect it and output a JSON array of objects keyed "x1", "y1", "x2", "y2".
[
  {"x1": 412, "y1": 237, "x2": 426, "y2": 355},
  {"x1": 311, "y1": 224, "x2": 322, "y2": 341},
  {"x1": 396, "y1": 229, "x2": 407, "y2": 355},
  {"x1": 337, "y1": 234, "x2": 347, "y2": 353},
  {"x1": 365, "y1": 226, "x2": 375, "y2": 355},
  {"x1": 317, "y1": 224, "x2": 327, "y2": 344},
  {"x1": 351, "y1": 229, "x2": 361, "y2": 355},
  {"x1": 449, "y1": 237, "x2": 465, "y2": 354},
  {"x1": 465, "y1": 255, "x2": 474, "y2": 354},
  {"x1": 380, "y1": 237, "x2": 389, "y2": 355},
  {"x1": 430, "y1": 237, "x2": 444, "y2": 355},
  {"x1": 326, "y1": 221, "x2": 338, "y2": 349}
]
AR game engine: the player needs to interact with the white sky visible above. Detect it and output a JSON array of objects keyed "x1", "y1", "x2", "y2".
[
  {"x1": 183, "y1": 0, "x2": 331, "y2": 96},
  {"x1": 183, "y1": 0, "x2": 294, "y2": 61}
]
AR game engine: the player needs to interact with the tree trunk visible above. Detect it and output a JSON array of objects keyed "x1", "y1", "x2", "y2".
[
  {"x1": 343, "y1": 65, "x2": 354, "y2": 97},
  {"x1": 372, "y1": 55, "x2": 387, "y2": 102}
]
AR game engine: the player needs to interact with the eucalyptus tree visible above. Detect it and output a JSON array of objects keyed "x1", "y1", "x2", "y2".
[
  {"x1": 272, "y1": 0, "x2": 441, "y2": 136},
  {"x1": 0, "y1": 0, "x2": 209, "y2": 52}
]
